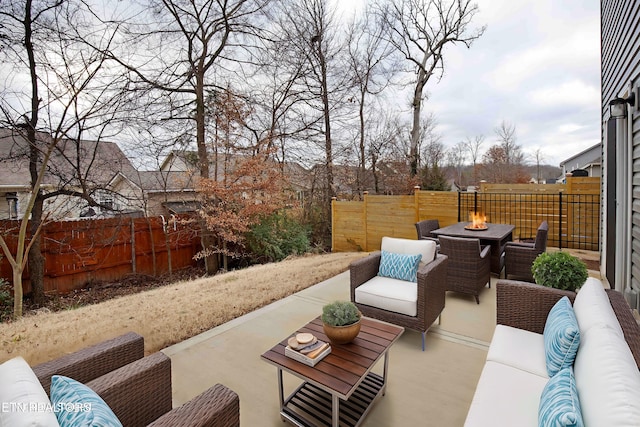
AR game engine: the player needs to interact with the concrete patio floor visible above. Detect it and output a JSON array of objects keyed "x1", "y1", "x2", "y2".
[{"x1": 163, "y1": 271, "x2": 499, "y2": 426}]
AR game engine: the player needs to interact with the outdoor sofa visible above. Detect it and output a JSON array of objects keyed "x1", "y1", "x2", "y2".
[
  {"x1": 465, "y1": 278, "x2": 640, "y2": 426},
  {"x1": 0, "y1": 332, "x2": 240, "y2": 427}
]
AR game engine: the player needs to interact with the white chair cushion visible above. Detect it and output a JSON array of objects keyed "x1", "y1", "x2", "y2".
[
  {"x1": 573, "y1": 323, "x2": 640, "y2": 426},
  {"x1": 573, "y1": 277, "x2": 624, "y2": 337},
  {"x1": 0, "y1": 357, "x2": 60, "y2": 427},
  {"x1": 354, "y1": 275, "x2": 417, "y2": 316},
  {"x1": 381, "y1": 236, "x2": 437, "y2": 264},
  {"x1": 464, "y1": 360, "x2": 547, "y2": 427},
  {"x1": 486, "y1": 325, "x2": 548, "y2": 378}
]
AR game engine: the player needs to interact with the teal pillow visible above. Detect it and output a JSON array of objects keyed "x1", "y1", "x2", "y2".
[
  {"x1": 538, "y1": 367, "x2": 584, "y2": 427},
  {"x1": 378, "y1": 250, "x2": 422, "y2": 282},
  {"x1": 50, "y1": 375, "x2": 123, "y2": 427},
  {"x1": 543, "y1": 296, "x2": 580, "y2": 377}
]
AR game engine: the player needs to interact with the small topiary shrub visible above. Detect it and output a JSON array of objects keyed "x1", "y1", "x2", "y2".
[
  {"x1": 321, "y1": 301, "x2": 360, "y2": 327},
  {"x1": 531, "y1": 251, "x2": 588, "y2": 292}
]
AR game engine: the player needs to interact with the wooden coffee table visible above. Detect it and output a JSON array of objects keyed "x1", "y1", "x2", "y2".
[{"x1": 261, "y1": 316, "x2": 404, "y2": 427}]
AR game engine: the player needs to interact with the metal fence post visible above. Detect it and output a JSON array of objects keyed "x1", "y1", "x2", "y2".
[
  {"x1": 474, "y1": 191, "x2": 478, "y2": 217},
  {"x1": 558, "y1": 192, "x2": 563, "y2": 250}
]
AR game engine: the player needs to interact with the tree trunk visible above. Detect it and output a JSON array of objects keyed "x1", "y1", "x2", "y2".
[
  {"x1": 358, "y1": 89, "x2": 366, "y2": 194},
  {"x1": 409, "y1": 75, "x2": 425, "y2": 177},
  {"x1": 319, "y1": 43, "x2": 333, "y2": 244},
  {"x1": 195, "y1": 67, "x2": 218, "y2": 275},
  {"x1": 12, "y1": 267, "x2": 23, "y2": 318},
  {"x1": 27, "y1": 194, "x2": 45, "y2": 306}
]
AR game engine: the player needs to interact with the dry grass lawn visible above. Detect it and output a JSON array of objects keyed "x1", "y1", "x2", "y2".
[{"x1": 0, "y1": 252, "x2": 367, "y2": 366}]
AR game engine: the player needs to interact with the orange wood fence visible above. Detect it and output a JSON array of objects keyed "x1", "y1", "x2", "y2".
[{"x1": 0, "y1": 216, "x2": 201, "y2": 294}]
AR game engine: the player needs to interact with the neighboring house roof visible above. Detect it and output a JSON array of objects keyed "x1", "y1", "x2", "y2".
[
  {"x1": 0, "y1": 127, "x2": 137, "y2": 191},
  {"x1": 159, "y1": 149, "x2": 312, "y2": 191},
  {"x1": 559, "y1": 143, "x2": 601, "y2": 169},
  {"x1": 110, "y1": 170, "x2": 198, "y2": 193}
]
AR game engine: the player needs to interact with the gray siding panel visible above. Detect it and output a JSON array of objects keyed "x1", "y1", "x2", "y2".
[{"x1": 602, "y1": 0, "x2": 640, "y2": 292}]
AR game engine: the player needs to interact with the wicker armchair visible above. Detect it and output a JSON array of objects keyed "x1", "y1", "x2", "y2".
[
  {"x1": 438, "y1": 235, "x2": 491, "y2": 304},
  {"x1": 33, "y1": 332, "x2": 240, "y2": 427},
  {"x1": 504, "y1": 220, "x2": 548, "y2": 283},
  {"x1": 350, "y1": 248, "x2": 448, "y2": 351}
]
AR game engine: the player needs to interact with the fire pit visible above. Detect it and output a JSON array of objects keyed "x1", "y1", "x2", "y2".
[{"x1": 465, "y1": 212, "x2": 488, "y2": 231}]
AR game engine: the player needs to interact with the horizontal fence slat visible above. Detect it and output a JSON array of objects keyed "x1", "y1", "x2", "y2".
[{"x1": 332, "y1": 178, "x2": 601, "y2": 253}]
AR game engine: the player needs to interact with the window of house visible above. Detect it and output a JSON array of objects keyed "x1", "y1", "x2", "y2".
[
  {"x1": 101, "y1": 195, "x2": 114, "y2": 211},
  {"x1": 5, "y1": 193, "x2": 18, "y2": 220}
]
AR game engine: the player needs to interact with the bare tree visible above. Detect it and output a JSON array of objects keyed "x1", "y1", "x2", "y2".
[
  {"x1": 277, "y1": 0, "x2": 350, "y2": 243},
  {"x1": 533, "y1": 147, "x2": 545, "y2": 183},
  {"x1": 0, "y1": 0, "x2": 128, "y2": 316},
  {"x1": 464, "y1": 134, "x2": 484, "y2": 184},
  {"x1": 494, "y1": 120, "x2": 524, "y2": 165},
  {"x1": 418, "y1": 117, "x2": 447, "y2": 190},
  {"x1": 105, "y1": 0, "x2": 271, "y2": 274},
  {"x1": 345, "y1": 5, "x2": 394, "y2": 194},
  {"x1": 480, "y1": 123, "x2": 529, "y2": 184},
  {"x1": 115, "y1": 0, "x2": 271, "y2": 178},
  {"x1": 376, "y1": 0, "x2": 485, "y2": 176},
  {"x1": 448, "y1": 140, "x2": 467, "y2": 187}
]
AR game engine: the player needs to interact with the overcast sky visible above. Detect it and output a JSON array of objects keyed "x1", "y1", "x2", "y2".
[{"x1": 338, "y1": 0, "x2": 601, "y2": 168}]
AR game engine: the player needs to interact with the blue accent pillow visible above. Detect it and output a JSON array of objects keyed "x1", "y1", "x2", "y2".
[
  {"x1": 538, "y1": 367, "x2": 584, "y2": 427},
  {"x1": 50, "y1": 375, "x2": 123, "y2": 427},
  {"x1": 378, "y1": 250, "x2": 422, "y2": 282},
  {"x1": 543, "y1": 296, "x2": 580, "y2": 377}
]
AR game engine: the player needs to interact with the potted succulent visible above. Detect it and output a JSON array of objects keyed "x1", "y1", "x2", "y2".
[
  {"x1": 531, "y1": 251, "x2": 588, "y2": 292},
  {"x1": 321, "y1": 301, "x2": 362, "y2": 344}
]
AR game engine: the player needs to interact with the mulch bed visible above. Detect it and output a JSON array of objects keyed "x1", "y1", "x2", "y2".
[{"x1": 22, "y1": 266, "x2": 206, "y2": 314}]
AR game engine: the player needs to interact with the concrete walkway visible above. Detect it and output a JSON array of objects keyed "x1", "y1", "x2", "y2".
[{"x1": 163, "y1": 271, "x2": 498, "y2": 426}]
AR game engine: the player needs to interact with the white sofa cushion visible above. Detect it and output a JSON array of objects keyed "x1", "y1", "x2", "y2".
[
  {"x1": 354, "y1": 275, "x2": 417, "y2": 316},
  {"x1": 0, "y1": 356, "x2": 60, "y2": 427},
  {"x1": 574, "y1": 321, "x2": 640, "y2": 426},
  {"x1": 381, "y1": 236, "x2": 436, "y2": 264},
  {"x1": 464, "y1": 360, "x2": 548, "y2": 427},
  {"x1": 573, "y1": 277, "x2": 624, "y2": 338},
  {"x1": 486, "y1": 325, "x2": 548, "y2": 378}
]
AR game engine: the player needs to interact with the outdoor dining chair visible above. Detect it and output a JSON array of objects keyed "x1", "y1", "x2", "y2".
[
  {"x1": 415, "y1": 219, "x2": 441, "y2": 251},
  {"x1": 503, "y1": 220, "x2": 549, "y2": 283},
  {"x1": 438, "y1": 235, "x2": 491, "y2": 304}
]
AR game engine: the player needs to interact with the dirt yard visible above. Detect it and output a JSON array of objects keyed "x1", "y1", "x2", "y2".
[{"x1": 0, "y1": 252, "x2": 367, "y2": 366}]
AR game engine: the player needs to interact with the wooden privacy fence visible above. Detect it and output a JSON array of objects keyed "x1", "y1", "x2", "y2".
[
  {"x1": 332, "y1": 177, "x2": 601, "y2": 253},
  {"x1": 0, "y1": 216, "x2": 201, "y2": 294}
]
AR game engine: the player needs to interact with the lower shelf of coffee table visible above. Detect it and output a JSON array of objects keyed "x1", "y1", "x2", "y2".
[{"x1": 281, "y1": 372, "x2": 385, "y2": 427}]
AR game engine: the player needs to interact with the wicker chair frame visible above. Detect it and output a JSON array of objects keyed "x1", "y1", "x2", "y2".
[
  {"x1": 504, "y1": 220, "x2": 548, "y2": 282},
  {"x1": 350, "y1": 252, "x2": 448, "y2": 351},
  {"x1": 33, "y1": 332, "x2": 239, "y2": 427},
  {"x1": 415, "y1": 219, "x2": 441, "y2": 250},
  {"x1": 438, "y1": 235, "x2": 491, "y2": 304}
]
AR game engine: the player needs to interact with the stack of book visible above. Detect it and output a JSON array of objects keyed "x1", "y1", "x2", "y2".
[{"x1": 284, "y1": 333, "x2": 331, "y2": 367}]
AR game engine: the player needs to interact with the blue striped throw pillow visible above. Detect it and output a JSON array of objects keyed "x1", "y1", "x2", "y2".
[
  {"x1": 50, "y1": 375, "x2": 123, "y2": 427},
  {"x1": 378, "y1": 250, "x2": 422, "y2": 282},
  {"x1": 538, "y1": 367, "x2": 584, "y2": 427},
  {"x1": 543, "y1": 296, "x2": 580, "y2": 377}
]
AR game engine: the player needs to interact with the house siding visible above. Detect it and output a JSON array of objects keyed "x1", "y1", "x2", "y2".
[{"x1": 602, "y1": 0, "x2": 640, "y2": 294}]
